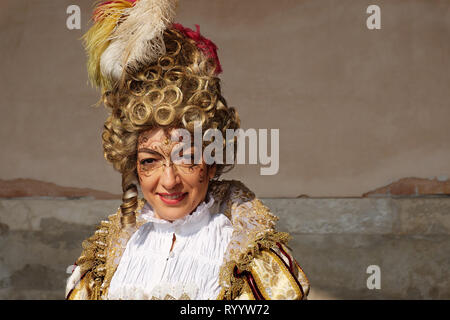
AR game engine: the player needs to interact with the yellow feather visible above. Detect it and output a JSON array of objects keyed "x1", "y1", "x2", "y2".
[{"x1": 82, "y1": 1, "x2": 136, "y2": 89}]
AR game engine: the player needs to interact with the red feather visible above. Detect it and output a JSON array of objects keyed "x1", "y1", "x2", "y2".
[{"x1": 172, "y1": 23, "x2": 223, "y2": 75}]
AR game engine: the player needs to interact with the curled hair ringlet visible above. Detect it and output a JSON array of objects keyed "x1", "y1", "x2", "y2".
[
  {"x1": 199, "y1": 59, "x2": 217, "y2": 77},
  {"x1": 130, "y1": 70, "x2": 148, "y2": 82},
  {"x1": 122, "y1": 185, "x2": 138, "y2": 202},
  {"x1": 163, "y1": 66, "x2": 184, "y2": 86},
  {"x1": 215, "y1": 96, "x2": 229, "y2": 112},
  {"x1": 126, "y1": 98, "x2": 153, "y2": 126},
  {"x1": 188, "y1": 90, "x2": 216, "y2": 112},
  {"x1": 158, "y1": 55, "x2": 175, "y2": 70},
  {"x1": 165, "y1": 38, "x2": 182, "y2": 57},
  {"x1": 181, "y1": 105, "x2": 207, "y2": 131},
  {"x1": 145, "y1": 89, "x2": 164, "y2": 106},
  {"x1": 162, "y1": 85, "x2": 183, "y2": 107},
  {"x1": 183, "y1": 75, "x2": 203, "y2": 93},
  {"x1": 154, "y1": 103, "x2": 176, "y2": 126},
  {"x1": 127, "y1": 79, "x2": 147, "y2": 97},
  {"x1": 114, "y1": 146, "x2": 139, "y2": 228},
  {"x1": 120, "y1": 172, "x2": 138, "y2": 227},
  {"x1": 144, "y1": 66, "x2": 162, "y2": 82}
]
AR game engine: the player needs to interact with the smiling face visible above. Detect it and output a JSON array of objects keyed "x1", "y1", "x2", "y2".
[{"x1": 136, "y1": 127, "x2": 216, "y2": 221}]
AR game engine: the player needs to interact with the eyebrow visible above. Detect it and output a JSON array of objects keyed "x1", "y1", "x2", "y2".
[
  {"x1": 137, "y1": 144, "x2": 196, "y2": 156},
  {"x1": 137, "y1": 148, "x2": 162, "y2": 156}
]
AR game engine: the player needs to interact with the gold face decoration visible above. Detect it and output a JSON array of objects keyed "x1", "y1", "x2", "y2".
[
  {"x1": 163, "y1": 136, "x2": 171, "y2": 146},
  {"x1": 137, "y1": 128, "x2": 215, "y2": 221}
]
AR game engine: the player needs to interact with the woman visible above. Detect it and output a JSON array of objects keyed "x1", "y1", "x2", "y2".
[{"x1": 66, "y1": 0, "x2": 309, "y2": 300}]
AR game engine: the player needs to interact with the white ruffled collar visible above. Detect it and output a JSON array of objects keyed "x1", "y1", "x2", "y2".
[{"x1": 138, "y1": 194, "x2": 215, "y2": 236}]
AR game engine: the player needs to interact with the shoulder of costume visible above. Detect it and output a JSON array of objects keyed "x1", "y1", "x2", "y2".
[
  {"x1": 208, "y1": 179, "x2": 301, "y2": 299},
  {"x1": 208, "y1": 179, "x2": 278, "y2": 221},
  {"x1": 65, "y1": 198, "x2": 147, "y2": 299},
  {"x1": 231, "y1": 242, "x2": 310, "y2": 300}
]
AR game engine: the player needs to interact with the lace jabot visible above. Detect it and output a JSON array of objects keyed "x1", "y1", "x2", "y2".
[
  {"x1": 138, "y1": 195, "x2": 215, "y2": 235},
  {"x1": 108, "y1": 194, "x2": 234, "y2": 300}
]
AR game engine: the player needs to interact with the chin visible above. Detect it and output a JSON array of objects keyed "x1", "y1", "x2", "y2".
[
  {"x1": 156, "y1": 207, "x2": 191, "y2": 221},
  {"x1": 146, "y1": 192, "x2": 205, "y2": 221}
]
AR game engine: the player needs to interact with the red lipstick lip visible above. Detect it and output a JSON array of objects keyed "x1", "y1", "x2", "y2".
[
  {"x1": 157, "y1": 192, "x2": 188, "y2": 205},
  {"x1": 158, "y1": 192, "x2": 186, "y2": 196}
]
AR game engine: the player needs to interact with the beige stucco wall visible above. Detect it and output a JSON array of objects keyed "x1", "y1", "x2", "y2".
[{"x1": 1, "y1": 0, "x2": 449, "y2": 197}]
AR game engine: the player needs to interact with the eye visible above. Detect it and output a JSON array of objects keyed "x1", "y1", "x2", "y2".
[
  {"x1": 140, "y1": 158, "x2": 158, "y2": 165},
  {"x1": 173, "y1": 153, "x2": 197, "y2": 167}
]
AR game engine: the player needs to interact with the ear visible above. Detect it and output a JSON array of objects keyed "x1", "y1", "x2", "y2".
[{"x1": 207, "y1": 164, "x2": 217, "y2": 180}]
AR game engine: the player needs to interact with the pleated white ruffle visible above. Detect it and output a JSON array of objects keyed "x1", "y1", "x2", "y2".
[{"x1": 108, "y1": 195, "x2": 233, "y2": 300}]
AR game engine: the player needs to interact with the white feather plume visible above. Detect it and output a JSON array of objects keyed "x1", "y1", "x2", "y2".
[{"x1": 100, "y1": 0, "x2": 178, "y2": 84}]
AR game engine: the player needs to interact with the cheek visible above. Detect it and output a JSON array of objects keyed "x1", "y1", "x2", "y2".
[
  {"x1": 137, "y1": 162, "x2": 152, "y2": 179},
  {"x1": 137, "y1": 170, "x2": 158, "y2": 192},
  {"x1": 197, "y1": 167, "x2": 205, "y2": 183},
  {"x1": 187, "y1": 168, "x2": 210, "y2": 193},
  {"x1": 137, "y1": 161, "x2": 157, "y2": 183}
]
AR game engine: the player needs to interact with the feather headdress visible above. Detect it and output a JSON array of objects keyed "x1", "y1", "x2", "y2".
[{"x1": 83, "y1": 0, "x2": 179, "y2": 90}]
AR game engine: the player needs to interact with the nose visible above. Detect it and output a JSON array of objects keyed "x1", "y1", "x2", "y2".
[{"x1": 160, "y1": 163, "x2": 181, "y2": 190}]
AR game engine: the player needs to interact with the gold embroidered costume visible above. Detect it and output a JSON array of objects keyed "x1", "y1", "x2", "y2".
[
  {"x1": 69, "y1": 0, "x2": 310, "y2": 300},
  {"x1": 66, "y1": 180, "x2": 309, "y2": 300}
]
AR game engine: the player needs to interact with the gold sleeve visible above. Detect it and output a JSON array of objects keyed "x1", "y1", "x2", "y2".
[
  {"x1": 66, "y1": 269, "x2": 95, "y2": 300},
  {"x1": 236, "y1": 244, "x2": 310, "y2": 300},
  {"x1": 65, "y1": 215, "x2": 116, "y2": 300}
]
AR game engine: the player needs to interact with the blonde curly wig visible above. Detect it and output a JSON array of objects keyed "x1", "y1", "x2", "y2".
[{"x1": 100, "y1": 27, "x2": 240, "y2": 227}]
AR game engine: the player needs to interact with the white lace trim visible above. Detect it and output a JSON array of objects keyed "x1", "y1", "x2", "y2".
[
  {"x1": 138, "y1": 195, "x2": 215, "y2": 234},
  {"x1": 108, "y1": 194, "x2": 233, "y2": 300},
  {"x1": 109, "y1": 282, "x2": 199, "y2": 300}
]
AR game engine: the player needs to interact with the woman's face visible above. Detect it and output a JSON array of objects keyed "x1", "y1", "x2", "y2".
[{"x1": 136, "y1": 127, "x2": 216, "y2": 221}]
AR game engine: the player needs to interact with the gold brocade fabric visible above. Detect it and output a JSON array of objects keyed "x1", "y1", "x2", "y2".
[
  {"x1": 66, "y1": 179, "x2": 309, "y2": 300},
  {"x1": 247, "y1": 247, "x2": 309, "y2": 299}
]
